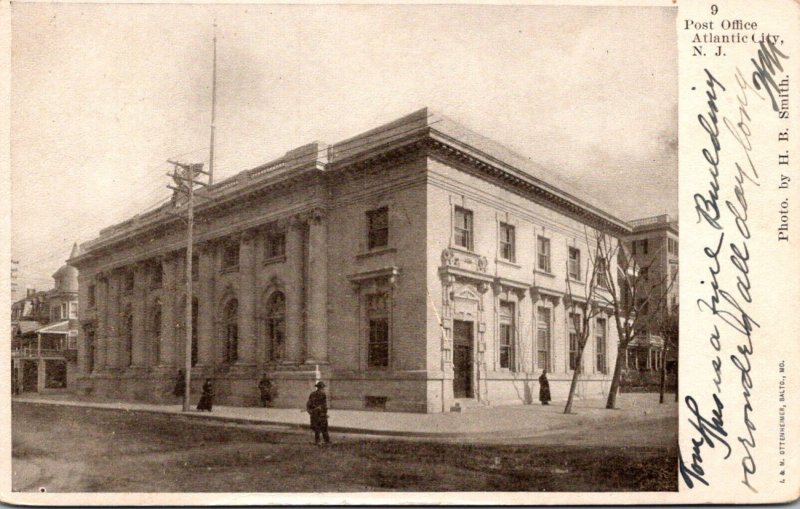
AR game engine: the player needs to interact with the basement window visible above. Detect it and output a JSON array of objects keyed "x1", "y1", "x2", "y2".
[{"x1": 364, "y1": 396, "x2": 388, "y2": 410}]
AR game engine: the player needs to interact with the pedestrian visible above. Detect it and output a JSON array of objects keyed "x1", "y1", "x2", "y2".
[
  {"x1": 258, "y1": 374, "x2": 273, "y2": 407},
  {"x1": 538, "y1": 369, "x2": 551, "y2": 405},
  {"x1": 173, "y1": 369, "x2": 185, "y2": 399},
  {"x1": 197, "y1": 378, "x2": 214, "y2": 412},
  {"x1": 306, "y1": 381, "x2": 330, "y2": 445}
]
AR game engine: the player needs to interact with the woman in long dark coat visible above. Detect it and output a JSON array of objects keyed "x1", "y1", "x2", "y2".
[
  {"x1": 197, "y1": 378, "x2": 214, "y2": 412},
  {"x1": 538, "y1": 370, "x2": 551, "y2": 405}
]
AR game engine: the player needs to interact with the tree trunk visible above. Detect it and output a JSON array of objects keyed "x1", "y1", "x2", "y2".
[
  {"x1": 563, "y1": 354, "x2": 581, "y2": 414},
  {"x1": 605, "y1": 344, "x2": 626, "y2": 409},
  {"x1": 659, "y1": 349, "x2": 667, "y2": 404}
]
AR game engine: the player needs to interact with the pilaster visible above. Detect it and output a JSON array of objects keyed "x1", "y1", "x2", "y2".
[
  {"x1": 159, "y1": 255, "x2": 177, "y2": 367},
  {"x1": 197, "y1": 242, "x2": 216, "y2": 367},
  {"x1": 305, "y1": 208, "x2": 328, "y2": 364},
  {"x1": 131, "y1": 262, "x2": 147, "y2": 368},
  {"x1": 106, "y1": 271, "x2": 121, "y2": 370},
  {"x1": 237, "y1": 230, "x2": 257, "y2": 366},
  {"x1": 285, "y1": 216, "x2": 306, "y2": 363},
  {"x1": 95, "y1": 272, "x2": 108, "y2": 371}
]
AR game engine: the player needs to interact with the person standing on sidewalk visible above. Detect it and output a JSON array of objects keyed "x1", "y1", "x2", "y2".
[
  {"x1": 538, "y1": 370, "x2": 551, "y2": 405},
  {"x1": 306, "y1": 381, "x2": 330, "y2": 445},
  {"x1": 258, "y1": 374, "x2": 273, "y2": 408},
  {"x1": 197, "y1": 378, "x2": 214, "y2": 412}
]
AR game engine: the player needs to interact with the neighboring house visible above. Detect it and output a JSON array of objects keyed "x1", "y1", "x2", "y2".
[
  {"x1": 622, "y1": 214, "x2": 679, "y2": 373},
  {"x1": 69, "y1": 108, "x2": 630, "y2": 413},
  {"x1": 11, "y1": 245, "x2": 80, "y2": 393}
]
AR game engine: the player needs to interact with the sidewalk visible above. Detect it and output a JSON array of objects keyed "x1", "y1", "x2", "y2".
[{"x1": 12, "y1": 392, "x2": 676, "y2": 440}]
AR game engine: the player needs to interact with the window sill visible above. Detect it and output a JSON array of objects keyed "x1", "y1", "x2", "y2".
[
  {"x1": 220, "y1": 265, "x2": 240, "y2": 274},
  {"x1": 567, "y1": 277, "x2": 584, "y2": 285},
  {"x1": 534, "y1": 269, "x2": 556, "y2": 278},
  {"x1": 356, "y1": 246, "x2": 397, "y2": 259},
  {"x1": 263, "y1": 254, "x2": 287, "y2": 266},
  {"x1": 449, "y1": 245, "x2": 475, "y2": 256},
  {"x1": 496, "y1": 258, "x2": 521, "y2": 269}
]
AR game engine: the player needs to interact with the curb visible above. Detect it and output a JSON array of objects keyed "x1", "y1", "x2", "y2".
[{"x1": 12, "y1": 399, "x2": 466, "y2": 439}]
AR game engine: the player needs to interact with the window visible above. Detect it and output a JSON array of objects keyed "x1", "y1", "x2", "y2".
[
  {"x1": 595, "y1": 257, "x2": 609, "y2": 289},
  {"x1": 498, "y1": 301, "x2": 515, "y2": 370},
  {"x1": 499, "y1": 222, "x2": 515, "y2": 262},
  {"x1": 568, "y1": 247, "x2": 581, "y2": 280},
  {"x1": 640, "y1": 266, "x2": 649, "y2": 281},
  {"x1": 453, "y1": 206, "x2": 473, "y2": 250},
  {"x1": 69, "y1": 302, "x2": 78, "y2": 319},
  {"x1": 191, "y1": 254, "x2": 199, "y2": 281},
  {"x1": 88, "y1": 284, "x2": 96, "y2": 308},
  {"x1": 51, "y1": 306, "x2": 60, "y2": 321},
  {"x1": 536, "y1": 307, "x2": 551, "y2": 372},
  {"x1": 85, "y1": 327, "x2": 96, "y2": 373},
  {"x1": 670, "y1": 265, "x2": 678, "y2": 284},
  {"x1": 222, "y1": 242, "x2": 240, "y2": 271},
  {"x1": 641, "y1": 239, "x2": 649, "y2": 255},
  {"x1": 224, "y1": 299, "x2": 239, "y2": 363},
  {"x1": 265, "y1": 230, "x2": 286, "y2": 259},
  {"x1": 537, "y1": 236, "x2": 551, "y2": 272},
  {"x1": 637, "y1": 298, "x2": 649, "y2": 315},
  {"x1": 367, "y1": 293, "x2": 389, "y2": 368},
  {"x1": 151, "y1": 263, "x2": 163, "y2": 288},
  {"x1": 152, "y1": 305, "x2": 162, "y2": 365},
  {"x1": 266, "y1": 292, "x2": 286, "y2": 361},
  {"x1": 367, "y1": 207, "x2": 389, "y2": 250},
  {"x1": 123, "y1": 308, "x2": 133, "y2": 367},
  {"x1": 596, "y1": 318, "x2": 607, "y2": 374},
  {"x1": 632, "y1": 241, "x2": 637, "y2": 255},
  {"x1": 568, "y1": 312, "x2": 581, "y2": 372},
  {"x1": 123, "y1": 271, "x2": 135, "y2": 294}
]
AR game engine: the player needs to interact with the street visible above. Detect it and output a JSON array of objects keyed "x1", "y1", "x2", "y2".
[{"x1": 12, "y1": 401, "x2": 677, "y2": 492}]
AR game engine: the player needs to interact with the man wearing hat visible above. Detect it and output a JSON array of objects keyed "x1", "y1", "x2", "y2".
[{"x1": 306, "y1": 381, "x2": 330, "y2": 445}]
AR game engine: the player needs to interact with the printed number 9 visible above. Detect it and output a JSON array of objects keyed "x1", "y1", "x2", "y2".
[{"x1": 711, "y1": 4, "x2": 718, "y2": 15}]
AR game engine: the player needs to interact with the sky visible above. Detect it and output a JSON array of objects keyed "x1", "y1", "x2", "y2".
[{"x1": 10, "y1": 3, "x2": 677, "y2": 299}]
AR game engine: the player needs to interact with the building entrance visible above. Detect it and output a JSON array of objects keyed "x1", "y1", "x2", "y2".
[{"x1": 453, "y1": 320, "x2": 474, "y2": 398}]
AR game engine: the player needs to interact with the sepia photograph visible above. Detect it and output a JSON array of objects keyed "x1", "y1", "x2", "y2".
[{"x1": 8, "y1": 2, "x2": 682, "y2": 496}]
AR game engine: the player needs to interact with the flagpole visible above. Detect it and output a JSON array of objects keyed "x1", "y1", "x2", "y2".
[{"x1": 209, "y1": 22, "x2": 217, "y2": 185}]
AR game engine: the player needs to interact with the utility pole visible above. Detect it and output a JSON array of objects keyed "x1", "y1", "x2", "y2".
[{"x1": 167, "y1": 161, "x2": 209, "y2": 411}]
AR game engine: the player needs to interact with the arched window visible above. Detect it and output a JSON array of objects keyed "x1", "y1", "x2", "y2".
[
  {"x1": 152, "y1": 304, "x2": 162, "y2": 365},
  {"x1": 224, "y1": 299, "x2": 239, "y2": 363},
  {"x1": 122, "y1": 307, "x2": 133, "y2": 367},
  {"x1": 266, "y1": 292, "x2": 285, "y2": 362}
]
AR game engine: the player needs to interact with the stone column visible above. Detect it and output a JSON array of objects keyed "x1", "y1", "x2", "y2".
[
  {"x1": 305, "y1": 208, "x2": 328, "y2": 364},
  {"x1": 95, "y1": 273, "x2": 108, "y2": 371},
  {"x1": 159, "y1": 256, "x2": 177, "y2": 367},
  {"x1": 284, "y1": 218, "x2": 305, "y2": 363},
  {"x1": 131, "y1": 263, "x2": 147, "y2": 368},
  {"x1": 106, "y1": 271, "x2": 121, "y2": 369},
  {"x1": 197, "y1": 243, "x2": 216, "y2": 367},
  {"x1": 237, "y1": 231, "x2": 257, "y2": 365}
]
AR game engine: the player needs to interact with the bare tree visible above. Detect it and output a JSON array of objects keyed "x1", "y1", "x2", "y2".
[
  {"x1": 562, "y1": 231, "x2": 606, "y2": 415},
  {"x1": 595, "y1": 234, "x2": 678, "y2": 410},
  {"x1": 655, "y1": 304, "x2": 679, "y2": 404}
]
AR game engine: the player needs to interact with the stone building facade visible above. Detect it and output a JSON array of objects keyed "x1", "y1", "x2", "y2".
[{"x1": 70, "y1": 109, "x2": 630, "y2": 412}]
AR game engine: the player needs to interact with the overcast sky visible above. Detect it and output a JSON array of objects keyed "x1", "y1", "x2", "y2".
[{"x1": 11, "y1": 4, "x2": 677, "y2": 298}]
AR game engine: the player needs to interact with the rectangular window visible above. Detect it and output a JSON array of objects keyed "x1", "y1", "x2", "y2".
[
  {"x1": 499, "y1": 222, "x2": 515, "y2": 262},
  {"x1": 222, "y1": 242, "x2": 239, "y2": 270},
  {"x1": 123, "y1": 271, "x2": 135, "y2": 294},
  {"x1": 51, "y1": 306, "x2": 59, "y2": 321},
  {"x1": 595, "y1": 257, "x2": 609, "y2": 288},
  {"x1": 568, "y1": 247, "x2": 581, "y2": 280},
  {"x1": 596, "y1": 318, "x2": 607, "y2": 374},
  {"x1": 88, "y1": 284, "x2": 96, "y2": 308},
  {"x1": 537, "y1": 236, "x2": 551, "y2": 272},
  {"x1": 641, "y1": 239, "x2": 649, "y2": 254},
  {"x1": 569, "y1": 312, "x2": 581, "y2": 372},
  {"x1": 151, "y1": 263, "x2": 163, "y2": 288},
  {"x1": 536, "y1": 307, "x2": 551, "y2": 372},
  {"x1": 191, "y1": 254, "x2": 199, "y2": 280},
  {"x1": 367, "y1": 207, "x2": 389, "y2": 250},
  {"x1": 367, "y1": 293, "x2": 389, "y2": 368},
  {"x1": 632, "y1": 241, "x2": 637, "y2": 255},
  {"x1": 266, "y1": 230, "x2": 286, "y2": 259},
  {"x1": 498, "y1": 301, "x2": 515, "y2": 370},
  {"x1": 69, "y1": 302, "x2": 78, "y2": 319},
  {"x1": 453, "y1": 206, "x2": 473, "y2": 250},
  {"x1": 640, "y1": 266, "x2": 649, "y2": 281}
]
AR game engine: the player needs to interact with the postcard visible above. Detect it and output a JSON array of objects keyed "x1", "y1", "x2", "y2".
[{"x1": 1, "y1": 0, "x2": 798, "y2": 505}]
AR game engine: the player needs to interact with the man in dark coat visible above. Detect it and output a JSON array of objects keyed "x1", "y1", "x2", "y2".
[
  {"x1": 197, "y1": 378, "x2": 214, "y2": 412},
  {"x1": 306, "y1": 381, "x2": 330, "y2": 445},
  {"x1": 173, "y1": 369, "x2": 185, "y2": 398},
  {"x1": 258, "y1": 375, "x2": 273, "y2": 407},
  {"x1": 538, "y1": 370, "x2": 551, "y2": 405}
]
